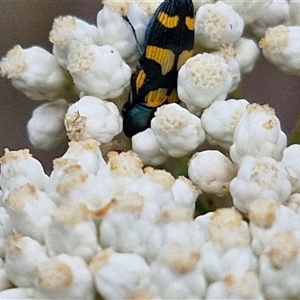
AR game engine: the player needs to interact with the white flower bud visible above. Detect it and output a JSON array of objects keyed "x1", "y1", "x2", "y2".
[
  {"x1": 97, "y1": 3, "x2": 148, "y2": 64},
  {"x1": 230, "y1": 103, "x2": 287, "y2": 165},
  {"x1": 0, "y1": 288, "x2": 34, "y2": 299},
  {"x1": 5, "y1": 235, "x2": 47, "y2": 287},
  {"x1": 152, "y1": 205, "x2": 205, "y2": 259},
  {"x1": 172, "y1": 176, "x2": 199, "y2": 211},
  {"x1": 230, "y1": 157, "x2": 292, "y2": 214},
  {"x1": 249, "y1": 0, "x2": 290, "y2": 39},
  {"x1": 259, "y1": 230, "x2": 300, "y2": 299},
  {"x1": 201, "y1": 99, "x2": 249, "y2": 150},
  {"x1": 290, "y1": 0, "x2": 300, "y2": 25},
  {"x1": 216, "y1": 44, "x2": 241, "y2": 93},
  {"x1": 150, "y1": 104, "x2": 206, "y2": 157},
  {"x1": 103, "y1": 151, "x2": 144, "y2": 194},
  {"x1": 0, "y1": 258, "x2": 13, "y2": 291},
  {"x1": 49, "y1": 15, "x2": 98, "y2": 68},
  {"x1": 223, "y1": 0, "x2": 273, "y2": 24},
  {"x1": 0, "y1": 45, "x2": 76, "y2": 101},
  {"x1": 285, "y1": 193, "x2": 300, "y2": 214},
  {"x1": 248, "y1": 199, "x2": 300, "y2": 256},
  {"x1": 135, "y1": 0, "x2": 162, "y2": 16},
  {"x1": 188, "y1": 150, "x2": 236, "y2": 197},
  {"x1": 132, "y1": 128, "x2": 169, "y2": 166},
  {"x1": 34, "y1": 254, "x2": 94, "y2": 300},
  {"x1": 205, "y1": 208, "x2": 251, "y2": 250},
  {"x1": 65, "y1": 96, "x2": 122, "y2": 143},
  {"x1": 0, "y1": 149, "x2": 49, "y2": 193},
  {"x1": 62, "y1": 139, "x2": 106, "y2": 175},
  {"x1": 90, "y1": 249, "x2": 151, "y2": 300},
  {"x1": 259, "y1": 25, "x2": 300, "y2": 76},
  {"x1": 233, "y1": 38, "x2": 260, "y2": 74},
  {"x1": 149, "y1": 243, "x2": 206, "y2": 299},
  {"x1": 178, "y1": 53, "x2": 233, "y2": 114},
  {"x1": 195, "y1": 1, "x2": 244, "y2": 49},
  {"x1": 45, "y1": 204, "x2": 100, "y2": 262},
  {"x1": 4, "y1": 183, "x2": 56, "y2": 243},
  {"x1": 281, "y1": 144, "x2": 300, "y2": 193},
  {"x1": 47, "y1": 158, "x2": 110, "y2": 209},
  {"x1": 27, "y1": 99, "x2": 69, "y2": 150},
  {"x1": 99, "y1": 192, "x2": 150, "y2": 256},
  {"x1": 205, "y1": 271, "x2": 263, "y2": 300},
  {"x1": 0, "y1": 207, "x2": 13, "y2": 258},
  {"x1": 67, "y1": 42, "x2": 131, "y2": 99},
  {"x1": 125, "y1": 167, "x2": 175, "y2": 220}
]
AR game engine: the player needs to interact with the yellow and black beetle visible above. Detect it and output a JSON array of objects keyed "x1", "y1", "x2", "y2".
[{"x1": 122, "y1": 0, "x2": 195, "y2": 138}]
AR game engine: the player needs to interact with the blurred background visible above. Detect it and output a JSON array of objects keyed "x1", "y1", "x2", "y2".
[{"x1": 1, "y1": 1, "x2": 300, "y2": 171}]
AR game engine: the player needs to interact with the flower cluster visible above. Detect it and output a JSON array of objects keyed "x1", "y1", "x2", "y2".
[{"x1": 1, "y1": 0, "x2": 300, "y2": 299}]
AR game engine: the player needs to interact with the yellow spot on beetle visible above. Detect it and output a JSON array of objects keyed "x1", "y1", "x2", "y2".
[
  {"x1": 185, "y1": 16, "x2": 194, "y2": 31},
  {"x1": 167, "y1": 89, "x2": 178, "y2": 103},
  {"x1": 145, "y1": 88, "x2": 168, "y2": 107},
  {"x1": 177, "y1": 49, "x2": 193, "y2": 70},
  {"x1": 145, "y1": 45, "x2": 175, "y2": 75},
  {"x1": 135, "y1": 69, "x2": 146, "y2": 93},
  {"x1": 158, "y1": 12, "x2": 179, "y2": 28}
]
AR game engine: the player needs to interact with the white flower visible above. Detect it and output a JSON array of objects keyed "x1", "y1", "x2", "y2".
[
  {"x1": 229, "y1": 103, "x2": 287, "y2": 165},
  {"x1": 0, "y1": 149, "x2": 49, "y2": 193},
  {"x1": 47, "y1": 157, "x2": 110, "y2": 209},
  {"x1": 222, "y1": 0, "x2": 273, "y2": 24},
  {"x1": 34, "y1": 254, "x2": 94, "y2": 300},
  {"x1": 197, "y1": 209, "x2": 254, "y2": 282},
  {"x1": 0, "y1": 208, "x2": 13, "y2": 259},
  {"x1": 90, "y1": 249, "x2": 151, "y2": 299},
  {"x1": 248, "y1": 199, "x2": 300, "y2": 256},
  {"x1": 27, "y1": 99, "x2": 69, "y2": 150},
  {"x1": 150, "y1": 103, "x2": 206, "y2": 157},
  {"x1": 200, "y1": 208, "x2": 251, "y2": 251},
  {"x1": 99, "y1": 192, "x2": 157, "y2": 260},
  {"x1": 0, "y1": 45, "x2": 76, "y2": 101},
  {"x1": 259, "y1": 230, "x2": 300, "y2": 299},
  {"x1": 205, "y1": 271, "x2": 263, "y2": 300},
  {"x1": 97, "y1": 3, "x2": 148, "y2": 64},
  {"x1": 149, "y1": 243, "x2": 206, "y2": 299},
  {"x1": 177, "y1": 53, "x2": 233, "y2": 114},
  {"x1": 285, "y1": 193, "x2": 300, "y2": 214},
  {"x1": 101, "y1": 151, "x2": 144, "y2": 194},
  {"x1": 230, "y1": 156, "x2": 292, "y2": 214},
  {"x1": 62, "y1": 139, "x2": 106, "y2": 175},
  {"x1": 290, "y1": 0, "x2": 300, "y2": 25},
  {"x1": 5, "y1": 235, "x2": 47, "y2": 287},
  {"x1": 45, "y1": 203, "x2": 100, "y2": 262},
  {"x1": 132, "y1": 128, "x2": 169, "y2": 166},
  {"x1": 201, "y1": 99, "x2": 249, "y2": 150},
  {"x1": 3, "y1": 183, "x2": 56, "y2": 243},
  {"x1": 0, "y1": 258, "x2": 13, "y2": 291},
  {"x1": 67, "y1": 42, "x2": 131, "y2": 99},
  {"x1": 65, "y1": 96, "x2": 122, "y2": 143},
  {"x1": 135, "y1": 0, "x2": 162, "y2": 16},
  {"x1": 195, "y1": 1, "x2": 244, "y2": 49},
  {"x1": 259, "y1": 25, "x2": 300, "y2": 76},
  {"x1": 172, "y1": 176, "x2": 200, "y2": 211},
  {"x1": 188, "y1": 150, "x2": 236, "y2": 197},
  {"x1": 249, "y1": 0, "x2": 290, "y2": 39},
  {"x1": 0, "y1": 288, "x2": 34, "y2": 299},
  {"x1": 233, "y1": 38, "x2": 260, "y2": 74},
  {"x1": 281, "y1": 144, "x2": 300, "y2": 193},
  {"x1": 49, "y1": 15, "x2": 98, "y2": 68}
]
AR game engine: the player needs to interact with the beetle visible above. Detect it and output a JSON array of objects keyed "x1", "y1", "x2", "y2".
[{"x1": 122, "y1": 0, "x2": 195, "y2": 138}]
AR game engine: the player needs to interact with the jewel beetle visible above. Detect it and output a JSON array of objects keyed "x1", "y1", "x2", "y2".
[{"x1": 122, "y1": 0, "x2": 195, "y2": 138}]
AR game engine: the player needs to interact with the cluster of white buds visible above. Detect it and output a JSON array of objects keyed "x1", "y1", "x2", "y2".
[{"x1": 1, "y1": 0, "x2": 300, "y2": 299}]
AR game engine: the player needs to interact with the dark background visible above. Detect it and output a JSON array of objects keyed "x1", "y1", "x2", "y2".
[{"x1": 1, "y1": 1, "x2": 300, "y2": 171}]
